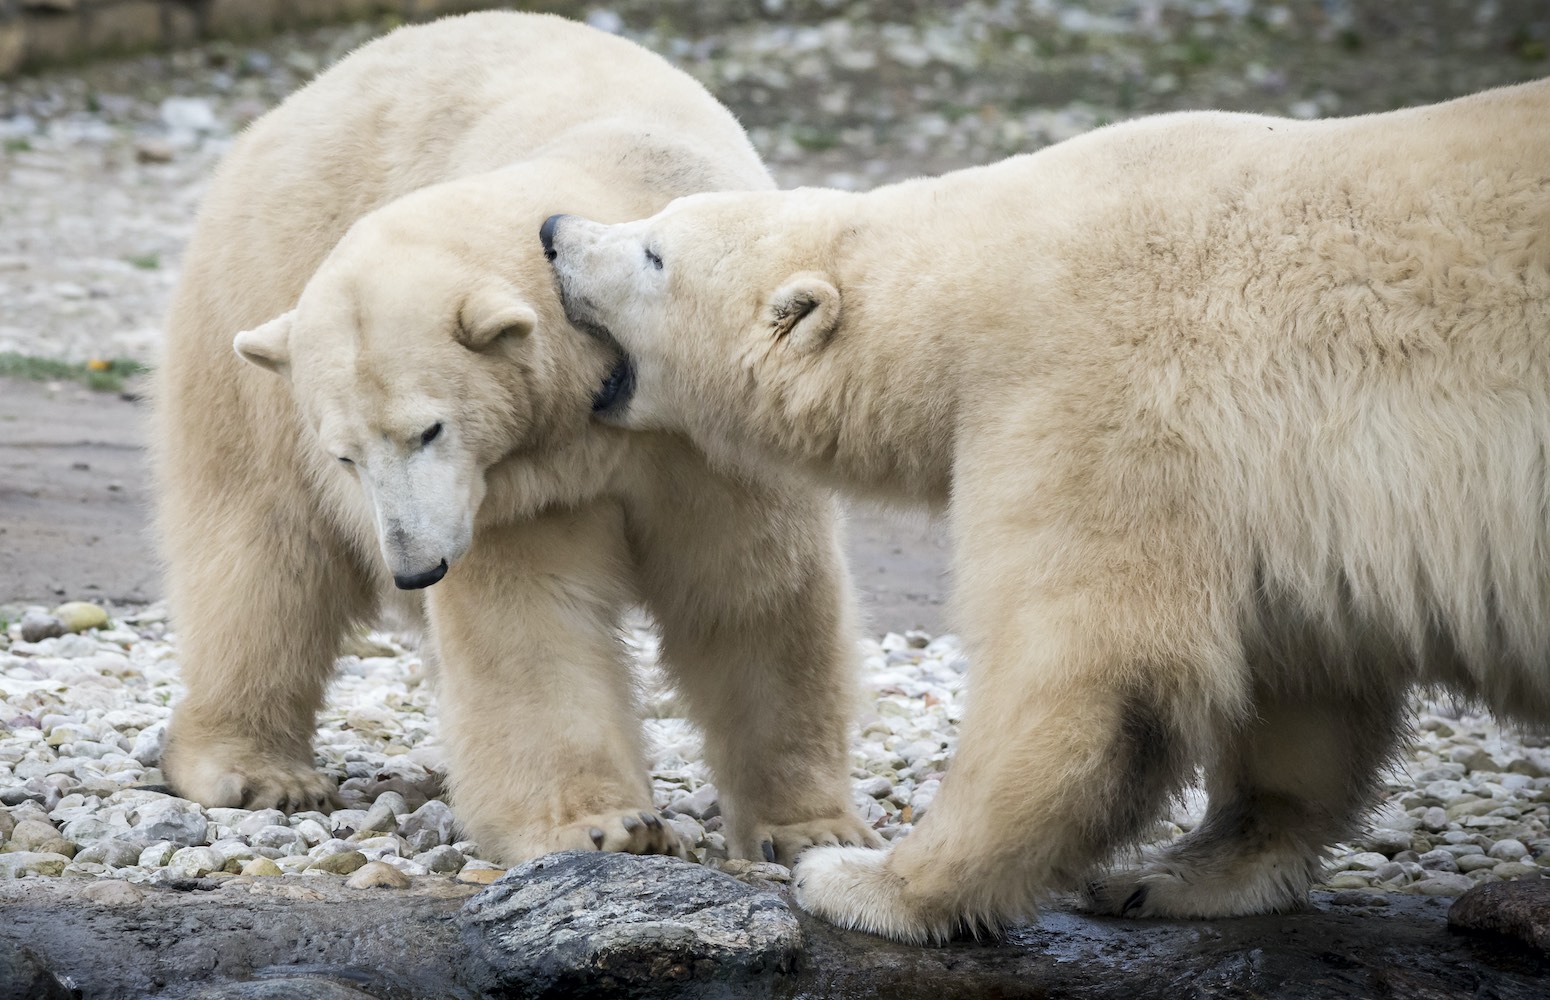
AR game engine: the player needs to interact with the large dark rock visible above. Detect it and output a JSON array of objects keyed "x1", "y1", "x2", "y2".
[
  {"x1": 1450, "y1": 879, "x2": 1550, "y2": 953},
  {"x1": 459, "y1": 851, "x2": 801, "y2": 998},
  {"x1": 0, "y1": 937, "x2": 72, "y2": 1000}
]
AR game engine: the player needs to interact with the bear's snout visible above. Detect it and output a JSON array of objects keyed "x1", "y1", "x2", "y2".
[
  {"x1": 540, "y1": 214, "x2": 566, "y2": 262},
  {"x1": 393, "y1": 559, "x2": 448, "y2": 591}
]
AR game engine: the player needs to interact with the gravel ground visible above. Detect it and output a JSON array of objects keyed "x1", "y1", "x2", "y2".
[
  {"x1": 1, "y1": 602, "x2": 1548, "y2": 898},
  {"x1": 2, "y1": 0, "x2": 1549, "y2": 899}
]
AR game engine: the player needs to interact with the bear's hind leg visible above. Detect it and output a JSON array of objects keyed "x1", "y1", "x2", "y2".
[
  {"x1": 430, "y1": 503, "x2": 680, "y2": 864},
  {"x1": 1083, "y1": 684, "x2": 1408, "y2": 918}
]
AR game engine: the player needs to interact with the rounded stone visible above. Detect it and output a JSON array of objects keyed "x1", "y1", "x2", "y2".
[
  {"x1": 309, "y1": 850, "x2": 367, "y2": 875},
  {"x1": 0, "y1": 851, "x2": 72, "y2": 877},
  {"x1": 1417, "y1": 849, "x2": 1460, "y2": 873},
  {"x1": 19, "y1": 612, "x2": 65, "y2": 643},
  {"x1": 1492, "y1": 861, "x2": 1542, "y2": 879},
  {"x1": 51, "y1": 602, "x2": 109, "y2": 634},
  {"x1": 359, "y1": 791, "x2": 409, "y2": 834},
  {"x1": 396, "y1": 800, "x2": 455, "y2": 843},
  {"x1": 138, "y1": 841, "x2": 178, "y2": 868},
  {"x1": 168, "y1": 846, "x2": 225, "y2": 878},
  {"x1": 1487, "y1": 838, "x2": 1530, "y2": 861},
  {"x1": 1324, "y1": 872, "x2": 1374, "y2": 890},
  {"x1": 4, "y1": 818, "x2": 75, "y2": 858},
  {"x1": 413, "y1": 844, "x2": 465, "y2": 874},
  {"x1": 345, "y1": 860, "x2": 411, "y2": 889},
  {"x1": 131, "y1": 798, "x2": 208, "y2": 845},
  {"x1": 240, "y1": 857, "x2": 283, "y2": 877},
  {"x1": 1412, "y1": 872, "x2": 1476, "y2": 896},
  {"x1": 250, "y1": 825, "x2": 303, "y2": 850}
]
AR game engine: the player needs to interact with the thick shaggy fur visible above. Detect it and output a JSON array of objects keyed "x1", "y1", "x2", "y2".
[
  {"x1": 546, "y1": 78, "x2": 1550, "y2": 939},
  {"x1": 152, "y1": 12, "x2": 879, "y2": 864}
]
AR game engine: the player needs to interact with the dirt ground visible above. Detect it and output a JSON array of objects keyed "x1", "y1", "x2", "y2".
[{"x1": 0, "y1": 374, "x2": 951, "y2": 633}]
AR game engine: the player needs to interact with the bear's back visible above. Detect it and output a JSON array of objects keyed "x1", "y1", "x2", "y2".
[{"x1": 165, "y1": 11, "x2": 765, "y2": 365}]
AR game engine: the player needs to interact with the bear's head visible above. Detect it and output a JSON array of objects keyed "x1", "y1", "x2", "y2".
[
  {"x1": 542, "y1": 190, "x2": 850, "y2": 462},
  {"x1": 235, "y1": 189, "x2": 610, "y2": 590}
]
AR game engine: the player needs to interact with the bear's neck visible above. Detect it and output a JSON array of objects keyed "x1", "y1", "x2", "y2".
[{"x1": 760, "y1": 214, "x2": 965, "y2": 509}]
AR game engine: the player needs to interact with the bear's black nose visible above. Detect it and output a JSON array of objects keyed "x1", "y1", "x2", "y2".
[
  {"x1": 540, "y1": 214, "x2": 565, "y2": 262},
  {"x1": 394, "y1": 559, "x2": 448, "y2": 590}
]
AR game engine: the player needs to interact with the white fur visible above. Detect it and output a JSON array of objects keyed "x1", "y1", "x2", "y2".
[
  {"x1": 550, "y1": 78, "x2": 1550, "y2": 939},
  {"x1": 153, "y1": 12, "x2": 880, "y2": 864}
]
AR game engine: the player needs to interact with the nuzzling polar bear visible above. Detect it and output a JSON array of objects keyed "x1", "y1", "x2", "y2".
[
  {"x1": 153, "y1": 12, "x2": 880, "y2": 865},
  {"x1": 546, "y1": 78, "x2": 1550, "y2": 940}
]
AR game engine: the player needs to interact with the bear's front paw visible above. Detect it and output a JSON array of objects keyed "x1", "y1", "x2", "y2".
[
  {"x1": 792, "y1": 845, "x2": 956, "y2": 944},
  {"x1": 549, "y1": 809, "x2": 687, "y2": 859},
  {"x1": 741, "y1": 814, "x2": 884, "y2": 868},
  {"x1": 164, "y1": 742, "x2": 336, "y2": 812}
]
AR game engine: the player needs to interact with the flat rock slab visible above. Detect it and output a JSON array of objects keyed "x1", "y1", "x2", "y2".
[
  {"x1": 0, "y1": 874, "x2": 485, "y2": 1000},
  {"x1": 459, "y1": 851, "x2": 802, "y2": 997},
  {"x1": 3, "y1": 863, "x2": 1549, "y2": 999}
]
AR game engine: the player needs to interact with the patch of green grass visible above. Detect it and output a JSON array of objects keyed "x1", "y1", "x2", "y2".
[
  {"x1": 0, "y1": 353, "x2": 147, "y2": 393},
  {"x1": 790, "y1": 126, "x2": 841, "y2": 152},
  {"x1": 125, "y1": 252, "x2": 161, "y2": 270},
  {"x1": 1185, "y1": 37, "x2": 1217, "y2": 66},
  {"x1": 1514, "y1": 31, "x2": 1547, "y2": 62},
  {"x1": 4, "y1": 138, "x2": 31, "y2": 154}
]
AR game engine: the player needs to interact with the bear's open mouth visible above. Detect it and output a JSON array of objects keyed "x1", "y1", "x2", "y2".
[{"x1": 591, "y1": 354, "x2": 636, "y2": 414}]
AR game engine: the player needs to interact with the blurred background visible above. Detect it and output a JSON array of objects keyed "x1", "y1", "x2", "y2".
[{"x1": 2, "y1": 0, "x2": 1547, "y2": 631}]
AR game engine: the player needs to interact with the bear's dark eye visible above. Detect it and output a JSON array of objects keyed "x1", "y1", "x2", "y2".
[
  {"x1": 644, "y1": 248, "x2": 663, "y2": 271},
  {"x1": 420, "y1": 422, "x2": 442, "y2": 446},
  {"x1": 337, "y1": 456, "x2": 354, "y2": 466}
]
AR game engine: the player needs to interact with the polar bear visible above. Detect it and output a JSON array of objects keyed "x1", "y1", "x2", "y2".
[
  {"x1": 545, "y1": 78, "x2": 1550, "y2": 939},
  {"x1": 152, "y1": 11, "x2": 880, "y2": 864}
]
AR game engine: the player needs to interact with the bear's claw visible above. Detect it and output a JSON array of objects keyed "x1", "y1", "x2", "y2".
[{"x1": 554, "y1": 808, "x2": 687, "y2": 859}]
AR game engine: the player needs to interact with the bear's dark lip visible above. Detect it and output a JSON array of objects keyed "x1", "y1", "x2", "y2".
[{"x1": 591, "y1": 353, "x2": 636, "y2": 415}]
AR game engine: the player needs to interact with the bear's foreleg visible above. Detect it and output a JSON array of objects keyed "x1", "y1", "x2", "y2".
[
  {"x1": 431, "y1": 502, "x2": 680, "y2": 863},
  {"x1": 626, "y1": 444, "x2": 879, "y2": 866},
  {"x1": 161, "y1": 472, "x2": 375, "y2": 811}
]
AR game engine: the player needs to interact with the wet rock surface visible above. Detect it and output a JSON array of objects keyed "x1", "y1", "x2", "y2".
[
  {"x1": 1450, "y1": 879, "x2": 1550, "y2": 955},
  {"x1": 0, "y1": 937, "x2": 72, "y2": 1000},
  {"x1": 459, "y1": 852, "x2": 802, "y2": 996},
  {"x1": 0, "y1": 875, "x2": 484, "y2": 1000},
  {"x1": 2, "y1": 865, "x2": 1549, "y2": 999}
]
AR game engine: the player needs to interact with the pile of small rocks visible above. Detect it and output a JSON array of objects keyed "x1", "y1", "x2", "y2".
[{"x1": 2, "y1": 601, "x2": 1546, "y2": 898}]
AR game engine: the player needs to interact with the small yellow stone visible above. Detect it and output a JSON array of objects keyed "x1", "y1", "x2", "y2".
[
  {"x1": 51, "y1": 601, "x2": 109, "y2": 634},
  {"x1": 310, "y1": 850, "x2": 367, "y2": 875},
  {"x1": 346, "y1": 860, "x2": 411, "y2": 889},
  {"x1": 456, "y1": 867, "x2": 506, "y2": 885},
  {"x1": 240, "y1": 858, "x2": 283, "y2": 877}
]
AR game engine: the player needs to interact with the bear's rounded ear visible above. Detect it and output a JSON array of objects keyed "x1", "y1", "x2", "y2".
[
  {"x1": 769, "y1": 273, "x2": 841, "y2": 354},
  {"x1": 458, "y1": 283, "x2": 537, "y2": 350},
  {"x1": 233, "y1": 310, "x2": 296, "y2": 376}
]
